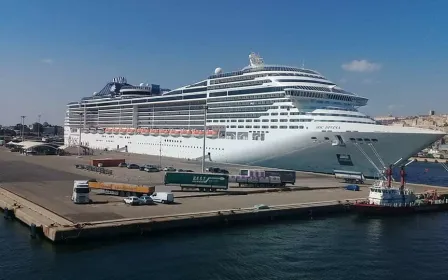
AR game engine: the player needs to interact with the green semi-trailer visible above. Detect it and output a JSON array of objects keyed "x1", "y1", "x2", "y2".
[{"x1": 164, "y1": 172, "x2": 229, "y2": 191}]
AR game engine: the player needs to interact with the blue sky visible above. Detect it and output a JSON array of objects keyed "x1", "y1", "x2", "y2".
[{"x1": 1, "y1": 0, "x2": 447, "y2": 125}]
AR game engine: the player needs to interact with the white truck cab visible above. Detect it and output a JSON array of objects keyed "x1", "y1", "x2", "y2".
[{"x1": 72, "y1": 180, "x2": 91, "y2": 204}]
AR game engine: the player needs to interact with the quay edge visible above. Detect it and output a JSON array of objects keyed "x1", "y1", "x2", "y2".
[{"x1": 0, "y1": 186, "x2": 357, "y2": 243}]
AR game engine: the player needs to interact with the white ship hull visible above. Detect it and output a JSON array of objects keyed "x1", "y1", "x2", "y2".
[{"x1": 64, "y1": 123, "x2": 444, "y2": 178}]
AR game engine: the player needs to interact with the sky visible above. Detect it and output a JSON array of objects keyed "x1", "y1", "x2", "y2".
[{"x1": 1, "y1": 0, "x2": 447, "y2": 125}]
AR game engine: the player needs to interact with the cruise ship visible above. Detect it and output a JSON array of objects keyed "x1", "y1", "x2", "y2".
[{"x1": 64, "y1": 53, "x2": 445, "y2": 177}]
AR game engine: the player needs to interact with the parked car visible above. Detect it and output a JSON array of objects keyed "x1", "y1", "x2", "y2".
[
  {"x1": 118, "y1": 162, "x2": 127, "y2": 167},
  {"x1": 184, "y1": 169, "x2": 194, "y2": 173},
  {"x1": 138, "y1": 195, "x2": 154, "y2": 205},
  {"x1": 127, "y1": 164, "x2": 140, "y2": 169},
  {"x1": 139, "y1": 166, "x2": 146, "y2": 171},
  {"x1": 123, "y1": 196, "x2": 140, "y2": 205},
  {"x1": 163, "y1": 166, "x2": 176, "y2": 171},
  {"x1": 218, "y1": 169, "x2": 229, "y2": 174},
  {"x1": 145, "y1": 166, "x2": 160, "y2": 172},
  {"x1": 150, "y1": 192, "x2": 174, "y2": 204}
]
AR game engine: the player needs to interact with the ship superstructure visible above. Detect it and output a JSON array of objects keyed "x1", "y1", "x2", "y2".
[{"x1": 64, "y1": 53, "x2": 445, "y2": 177}]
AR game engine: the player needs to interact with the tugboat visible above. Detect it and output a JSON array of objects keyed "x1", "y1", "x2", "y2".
[{"x1": 352, "y1": 164, "x2": 448, "y2": 216}]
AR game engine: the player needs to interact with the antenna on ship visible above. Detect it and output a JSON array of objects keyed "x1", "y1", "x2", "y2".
[{"x1": 301, "y1": 60, "x2": 305, "y2": 69}]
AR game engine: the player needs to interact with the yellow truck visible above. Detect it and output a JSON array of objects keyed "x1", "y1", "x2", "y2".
[{"x1": 88, "y1": 181, "x2": 155, "y2": 197}]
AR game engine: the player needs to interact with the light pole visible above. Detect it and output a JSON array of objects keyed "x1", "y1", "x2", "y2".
[
  {"x1": 201, "y1": 104, "x2": 208, "y2": 173},
  {"x1": 20, "y1": 116, "x2": 26, "y2": 142},
  {"x1": 37, "y1": 114, "x2": 41, "y2": 138},
  {"x1": 159, "y1": 137, "x2": 162, "y2": 168},
  {"x1": 77, "y1": 112, "x2": 84, "y2": 156}
]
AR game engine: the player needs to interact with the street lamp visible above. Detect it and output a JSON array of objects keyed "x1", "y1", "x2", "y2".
[
  {"x1": 201, "y1": 104, "x2": 208, "y2": 173},
  {"x1": 37, "y1": 114, "x2": 41, "y2": 138},
  {"x1": 20, "y1": 116, "x2": 26, "y2": 142},
  {"x1": 77, "y1": 112, "x2": 84, "y2": 157}
]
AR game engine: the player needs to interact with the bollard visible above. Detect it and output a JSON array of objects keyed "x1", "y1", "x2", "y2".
[
  {"x1": 308, "y1": 209, "x2": 313, "y2": 220},
  {"x1": 30, "y1": 223, "x2": 37, "y2": 239}
]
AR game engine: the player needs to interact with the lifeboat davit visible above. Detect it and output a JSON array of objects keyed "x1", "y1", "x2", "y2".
[
  {"x1": 181, "y1": 129, "x2": 192, "y2": 137},
  {"x1": 206, "y1": 130, "x2": 218, "y2": 138},
  {"x1": 150, "y1": 129, "x2": 159, "y2": 135}
]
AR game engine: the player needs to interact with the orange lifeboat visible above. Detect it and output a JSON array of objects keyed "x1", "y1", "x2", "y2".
[
  {"x1": 127, "y1": 128, "x2": 136, "y2": 134},
  {"x1": 136, "y1": 128, "x2": 143, "y2": 134},
  {"x1": 113, "y1": 128, "x2": 120, "y2": 134},
  {"x1": 120, "y1": 128, "x2": 127, "y2": 134},
  {"x1": 150, "y1": 129, "x2": 159, "y2": 135},
  {"x1": 170, "y1": 129, "x2": 181, "y2": 137},
  {"x1": 206, "y1": 130, "x2": 219, "y2": 138},
  {"x1": 142, "y1": 128, "x2": 150, "y2": 135},
  {"x1": 105, "y1": 128, "x2": 112, "y2": 134},
  {"x1": 181, "y1": 129, "x2": 191, "y2": 137},
  {"x1": 193, "y1": 130, "x2": 204, "y2": 138},
  {"x1": 160, "y1": 129, "x2": 169, "y2": 136}
]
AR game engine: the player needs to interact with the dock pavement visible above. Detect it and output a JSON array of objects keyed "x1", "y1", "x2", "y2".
[{"x1": 0, "y1": 148, "x2": 444, "y2": 242}]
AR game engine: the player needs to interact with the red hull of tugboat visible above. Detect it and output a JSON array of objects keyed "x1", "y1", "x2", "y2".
[
  {"x1": 352, "y1": 203, "x2": 414, "y2": 216},
  {"x1": 353, "y1": 202, "x2": 448, "y2": 216}
]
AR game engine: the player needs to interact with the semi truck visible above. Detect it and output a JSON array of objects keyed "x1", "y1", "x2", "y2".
[
  {"x1": 164, "y1": 172, "x2": 229, "y2": 192},
  {"x1": 239, "y1": 169, "x2": 296, "y2": 186},
  {"x1": 87, "y1": 180, "x2": 155, "y2": 196},
  {"x1": 72, "y1": 180, "x2": 91, "y2": 204}
]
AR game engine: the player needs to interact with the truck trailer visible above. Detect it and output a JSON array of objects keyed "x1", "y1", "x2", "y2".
[
  {"x1": 164, "y1": 172, "x2": 229, "y2": 192},
  {"x1": 239, "y1": 169, "x2": 296, "y2": 186},
  {"x1": 88, "y1": 181, "x2": 155, "y2": 196}
]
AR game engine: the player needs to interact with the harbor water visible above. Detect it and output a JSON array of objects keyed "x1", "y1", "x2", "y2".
[{"x1": 1, "y1": 162, "x2": 447, "y2": 280}]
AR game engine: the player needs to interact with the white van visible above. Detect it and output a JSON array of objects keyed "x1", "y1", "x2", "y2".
[{"x1": 150, "y1": 192, "x2": 174, "y2": 204}]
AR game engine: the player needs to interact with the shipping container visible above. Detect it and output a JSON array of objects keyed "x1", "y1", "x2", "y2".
[
  {"x1": 239, "y1": 169, "x2": 296, "y2": 185},
  {"x1": 88, "y1": 181, "x2": 155, "y2": 196},
  {"x1": 164, "y1": 172, "x2": 229, "y2": 191},
  {"x1": 91, "y1": 158, "x2": 126, "y2": 167}
]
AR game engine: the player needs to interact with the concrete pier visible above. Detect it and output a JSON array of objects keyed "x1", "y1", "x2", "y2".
[{"x1": 0, "y1": 148, "x2": 444, "y2": 243}]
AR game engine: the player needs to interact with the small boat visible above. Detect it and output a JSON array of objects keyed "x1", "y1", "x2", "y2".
[
  {"x1": 127, "y1": 128, "x2": 136, "y2": 135},
  {"x1": 352, "y1": 180, "x2": 448, "y2": 216},
  {"x1": 119, "y1": 128, "x2": 127, "y2": 134},
  {"x1": 136, "y1": 128, "x2": 143, "y2": 134},
  {"x1": 150, "y1": 129, "x2": 159, "y2": 135},
  {"x1": 98, "y1": 128, "x2": 105, "y2": 134},
  {"x1": 206, "y1": 130, "x2": 218, "y2": 138},
  {"x1": 105, "y1": 128, "x2": 112, "y2": 134},
  {"x1": 181, "y1": 129, "x2": 192, "y2": 137},
  {"x1": 160, "y1": 129, "x2": 169, "y2": 136},
  {"x1": 170, "y1": 129, "x2": 181, "y2": 137},
  {"x1": 193, "y1": 130, "x2": 204, "y2": 138},
  {"x1": 113, "y1": 128, "x2": 120, "y2": 134}
]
